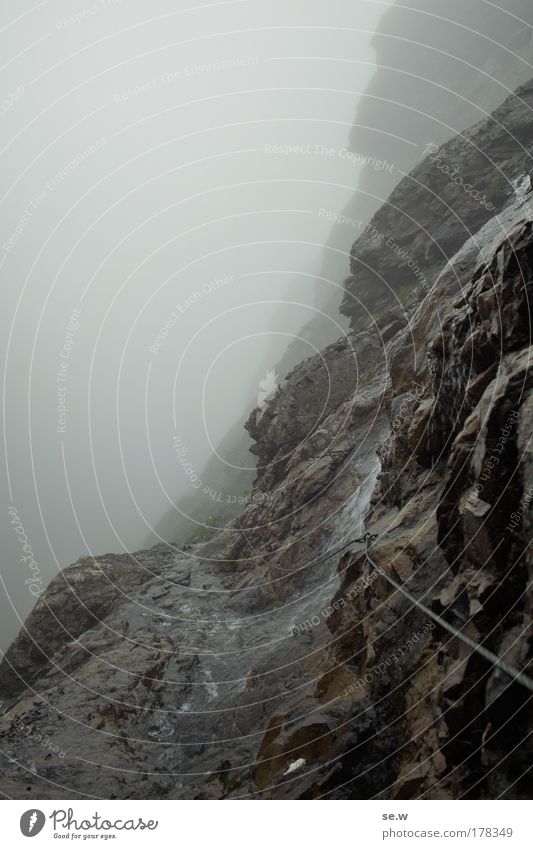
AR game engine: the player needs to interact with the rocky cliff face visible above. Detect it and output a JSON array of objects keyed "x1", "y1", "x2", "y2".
[
  {"x1": 280, "y1": 0, "x2": 533, "y2": 383},
  {"x1": 150, "y1": 2, "x2": 533, "y2": 559},
  {"x1": 1, "y1": 89, "x2": 532, "y2": 800}
]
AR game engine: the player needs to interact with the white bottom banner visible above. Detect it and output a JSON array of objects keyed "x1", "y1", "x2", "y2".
[{"x1": 2, "y1": 800, "x2": 531, "y2": 848}]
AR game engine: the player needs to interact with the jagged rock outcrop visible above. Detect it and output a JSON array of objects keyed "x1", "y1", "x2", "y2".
[
  {"x1": 0, "y1": 546, "x2": 180, "y2": 701},
  {"x1": 1, "y1": 91, "x2": 532, "y2": 801}
]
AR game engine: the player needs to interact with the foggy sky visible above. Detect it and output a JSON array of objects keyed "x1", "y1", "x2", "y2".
[{"x1": 0, "y1": 0, "x2": 393, "y2": 649}]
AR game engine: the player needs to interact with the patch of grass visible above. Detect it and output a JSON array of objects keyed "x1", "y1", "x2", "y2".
[
  {"x1": 191, "y1": 523, "x2": 215, "y2": 543},
  {"x1": 421, "y1": 261, "x2": 443, "y2": 280},
  {"x1": 185, "y1": 503, "x2": 243, "y2": 544},
  {"x1": 395, "y1": 282, "x2": 416, "y2": 303}
]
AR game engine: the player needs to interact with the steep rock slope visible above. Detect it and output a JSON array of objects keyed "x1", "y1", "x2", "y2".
[
  {"x1": 1, "y1": 108, "x2": 532, "y2": 802},
  {"x1": 341, "y1": 79, "x2": 533, "y2": 327}
]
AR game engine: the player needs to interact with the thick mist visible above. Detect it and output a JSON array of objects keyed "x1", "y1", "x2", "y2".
[{"x1": 0, "y1": 0, "x2": 394, "y2": 649}]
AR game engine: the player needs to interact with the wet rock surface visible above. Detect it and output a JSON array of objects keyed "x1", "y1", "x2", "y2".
[{"x1": 1, "y1": 96, "x2": 533, "y2": 801}]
